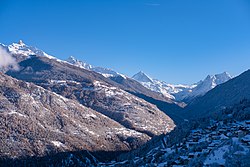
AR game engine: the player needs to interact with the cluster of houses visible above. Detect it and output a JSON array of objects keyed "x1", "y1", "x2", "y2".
[{"x1": 159, "y1": 119, "x2": 250, "y2": 166}]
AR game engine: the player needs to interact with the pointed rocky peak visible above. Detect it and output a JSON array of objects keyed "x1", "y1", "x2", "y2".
[
  {"x1": 66, "y1": 56, "x2": 92, "y2": 70},
  {"x1": 215, "y1": 72, "x2": 232, "y2": 84},
  {"x1": 132, "y1": 71, "x2": 154, "y2": 83},
  {"x1": 10, "y1": 40, "x2": 27, "y2": 48},
  {"x1": 18, "y1": 40, "x2": 25, "y2": 46},
  {"x1": 201, "y1": 72, "x2": 232, "y2": 87},
  {"x1": 66, "y1": 56, "x2": 78, "y2": 64},
  {"x1": 204, "y1": 75, "x2": 214, "y2": 81},
  {"x1": 187, "y1": 71, "x2": 233, "y2": 99}
]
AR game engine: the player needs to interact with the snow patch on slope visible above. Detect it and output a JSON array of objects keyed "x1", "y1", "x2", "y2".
[{"x1": 51, "y1": 141, "x2": 66, "y2": 148}]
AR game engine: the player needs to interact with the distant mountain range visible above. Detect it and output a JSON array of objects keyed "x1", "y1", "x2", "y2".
[
  {"x1": 183, "y1": 69, "x2": 250, "y2": 118},
  {"x1": 0, "y1": 40, "x2": 232, "y2": 104},
  {"x1": 132, "y1": 71, "x2": 232, "y2": 102},
  {"x1": 66, "y1": 53, "x2": 232, "y2": 105}
]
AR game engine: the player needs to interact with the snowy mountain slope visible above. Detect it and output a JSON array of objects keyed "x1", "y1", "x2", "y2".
[
  {"x1": 66, "y1": 57, "x2": 184, "y2": 119},
  {"x1": 66, "y1": 57, "x2": 178, "y2": 104},
  {"x1": 0, "y1": 72, "x2": 151, "y2": 161},
  {"x1": 0, "y1": 42, "x2": 178, "y2": 165},
  {"x1": 6, "y1": 55, "x2": 175, "y2": 138},
  {"x1": 132, "y1": 71, "x2": 232, "y2": 102}
]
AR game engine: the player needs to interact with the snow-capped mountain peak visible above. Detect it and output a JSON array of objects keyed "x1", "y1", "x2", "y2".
[
  {"x1": 174, "y1": 72, "x2": 232, "y2": 101},
  {"x1": 201, "y1": 72, "x2": 232, "y2": 89},
  {"x1": 132, "y1": 71, "x2": 154, "y2": 83},
  {"x1": 66, "y1": 56, "x2": 92, "y2": 70},
  {"x1": 132, "y1": 71, "x2": 181, "y2": 99},
  {"x1": 17, "y1": 40, "x2": 25, "y2": 46},
  {"x1": 2, "y1": 41, "x2": 127, "y2": 79},
  {"x1": 214, "y1": 72, "x2": 232, "y2": 85},
  {"x1": 133, "y1": 71, "x2": 232, "y2": 102},
  {"x1": 3, "y1": 40, "x2": 55, "y2": 59}
]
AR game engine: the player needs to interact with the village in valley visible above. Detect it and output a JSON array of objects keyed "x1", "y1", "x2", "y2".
[
  {"x1": 157, "y1": 119, "x2": 250, "y2": 166},
  {"x1": 99, "y1": 119, "x2": 250, "y2": 166},
  {"x1": 113, "y1": 119, "x2": 250, "y2": 167}
]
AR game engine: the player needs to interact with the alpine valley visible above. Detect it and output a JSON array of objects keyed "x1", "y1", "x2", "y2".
[{"x1": 0, "y1": 41, "x2": 249, "y2": 167}]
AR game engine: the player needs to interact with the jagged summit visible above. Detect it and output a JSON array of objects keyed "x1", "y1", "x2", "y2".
[
  {"x1": 132, "y1": 71, "x2": 192, "y2": 99},
  {"x1": 132, "y1": 71, "x2": 153, "y2": 83},
  {"x1": 2, "y1": 41, "x2": 55, "y2": 59},
  {"x1": 66, "y1": 56, "x2": 92, "y2": 70},
  {"x1": 18, "y1": 40, "x2": 25, "y2": 46},
  {"x1": 174, "y1": 72, "x2": 232, "y2": 101},
  {"x1": 132, "y1": 70, "x2": 232, "y2": 101},
  {"x1": 214, "y1": 72, "x2": 232, "y2": 84},
  {"x1": 201, "y1": 72, "x2": 232, "y2": 89},
  {"x1": 184, "y1": 69, "x2": 250, "y2": 118}
]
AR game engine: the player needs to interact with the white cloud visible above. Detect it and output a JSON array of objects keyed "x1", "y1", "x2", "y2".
[
  {"x1": 0, "y1": 46, "x2": 19, "y2": 70},
  {"x1": 145, "y1": 3, "x2": 161, "y2": 6}
]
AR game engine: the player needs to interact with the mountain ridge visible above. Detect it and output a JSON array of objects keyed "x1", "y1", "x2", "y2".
[
  {"x1": 132, "y1": 71, "x2": 232, "y2": 102},
  {"x1": 0, "y1": 72, "x2": 151, "y2": 160},
  {"x1": 183, "y1": 69, "x2": 250, "y2": 118},
  {"x1": 6, "y1": 54, "x2": 176, "y2": 137}
]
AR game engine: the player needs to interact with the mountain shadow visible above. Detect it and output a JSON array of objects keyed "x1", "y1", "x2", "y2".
[{"x1": 0, "y1": 150, "x2": 128, "y2": 167}]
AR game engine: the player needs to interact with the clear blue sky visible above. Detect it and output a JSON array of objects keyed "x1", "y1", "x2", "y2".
[{"x1": 0, "y1": 0, "x2": 249, "y2": 84}]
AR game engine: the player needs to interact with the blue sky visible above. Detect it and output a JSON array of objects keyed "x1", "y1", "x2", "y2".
[{"x1": 0, "y1": 0, "x2": 249, "y2": 84}]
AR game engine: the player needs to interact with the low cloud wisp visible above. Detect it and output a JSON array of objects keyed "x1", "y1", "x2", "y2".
[{"x1": 0, "y1": 46, "x2": 19, "y2": 70}]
